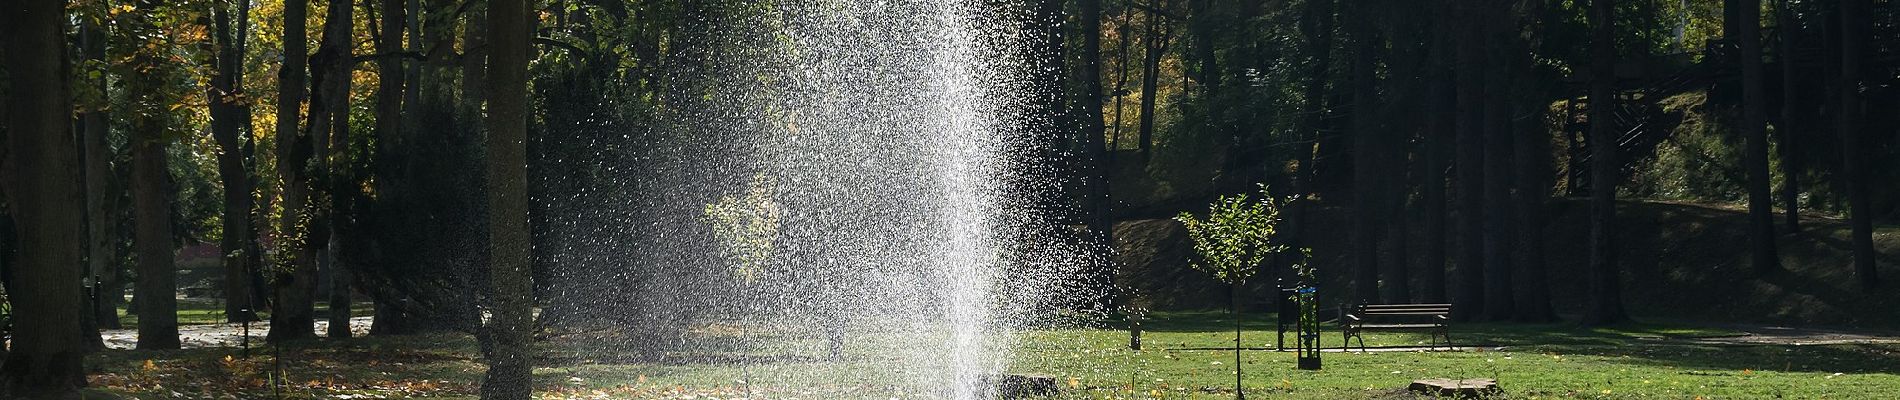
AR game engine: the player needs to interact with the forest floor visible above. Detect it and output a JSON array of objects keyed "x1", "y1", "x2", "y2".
[{"x1": 79, "y1": 311, "x2": 1900, "y2": 399}]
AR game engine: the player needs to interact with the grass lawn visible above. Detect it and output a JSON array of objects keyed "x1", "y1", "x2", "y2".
[{"x1": 82, "y1": 311, "x2": 1900, "y2": 399}]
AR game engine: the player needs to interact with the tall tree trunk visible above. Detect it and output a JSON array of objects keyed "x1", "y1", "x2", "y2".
[
  {"x1": 1837, "y1": 0, "x2": 1878, "y2": 289},
  {"x1": 130, "y1": 108, "x2": 181, "y2": 351},
  {"x1": 1378, "y1": 8, "x2": 1425, "y2": 305},
  {"x1": 212, "y1": 0, "x2": 261, "y2": 323},
  {"x1": 1293, "y1": 0, "x2": 1336, "y2": 182},
  {"x1": 481, "y1": 0, "x2": 534, "y2": 393},
  {"x1": 271, "y1": 0, "x2": 318, "y2": 343},
  {"x1": 0, "y1": 0, "x2": 90, "y2": 393},
  {"x1": 326, "y1": 105, "x2": 353, "y2": 340},
  {"x1": 1480, "y1": 17, "x2": 1515, "y2": 321},
  {"x1": 461, "y1": 0, "x2": 487, "y2": 126},
  {"x1": 1584, "y1": 0, "x2": 1628, "y2": 325},
  {"x1": 1346, "y1": 0, "x2": 1380, "y2": 305},
  {"x1": 1280, "y1": 0, "x2": 1334, "y2": 282},
  {"x1": 371, "y1": 0, "x2": 409, "y2": 335},
  {"x1": 1189, "y1": 0, "x2": 1219, "y2": 90},
  {"x1": 420, "y1": 0, "x2": 458, "y2": 110},
  {"x1": 1512, "y1": 94, "x2": 1556, "y2": 322},
  {"x1": 309, "y1": 0, "x2": 355, "y2": 340},
  {"x1": 127, "y1": 0, "x2": 182, "y2": 350},
  {"x1": 1739, "y1": 0, "x2": 1781, "y2": 275},
  {"x1": 405, "y1": 0, "x2": 422, "y2": 122},
  {"x1": 378, "y1": 0, "x2": 408, "y2": 154},
  {"x1": 1110, "y1": 10, "x2": 1134, "y2": 160},
  {"x1": 1418, "y1": 1, "x2": 1453, "y2": 304},
  {"x1": 1452, "y1": 0, "x2": 1486, "y2": 321},
  {"x1": 1134, "y1": 0, "x2": 1173, "y2": 164},
  {"x1": 234, "y1": 0, "x2": 260, "y2": 306},
  {"x1": 1079, "y1": 0, "x2": 1116, "y2": 312},
  {"x1": 1775, "y1": 0, "x2": 1801, "y2": 232},
  {"x1": 79, "y1": 11, "x2": 123, "y2": 332}
]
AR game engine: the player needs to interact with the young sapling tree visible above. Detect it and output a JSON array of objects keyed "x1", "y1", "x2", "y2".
[{"x1": 1175, "y1": 184, "x2": 1296, "y2": 399}]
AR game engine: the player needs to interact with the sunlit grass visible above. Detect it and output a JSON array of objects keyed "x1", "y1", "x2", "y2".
[{"x1": 83, "y1": 312, "x2": 1900, "y2": 399}]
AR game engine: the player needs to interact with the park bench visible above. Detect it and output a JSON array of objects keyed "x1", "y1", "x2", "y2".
[{"x1": 1340, "y1": 303, "x2": 1453, "y2": 352}]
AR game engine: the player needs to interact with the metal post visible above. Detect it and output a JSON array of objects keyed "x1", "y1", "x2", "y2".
[{"x1": 1276, "y1": 279, "x2": 1291, "y2": 351}]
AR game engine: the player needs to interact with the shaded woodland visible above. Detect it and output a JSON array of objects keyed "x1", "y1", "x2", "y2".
[{"x1": 2, "y1": 0, "x2": 1898, "y2": 397}]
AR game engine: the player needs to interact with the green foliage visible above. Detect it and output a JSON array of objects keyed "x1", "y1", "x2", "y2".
[
  {"x1": 701, "y1": 174, "x2": 783, "y2": 284},
  {"x1": 1172, "y1": 185, "x2": 1293, "y2": 285}
]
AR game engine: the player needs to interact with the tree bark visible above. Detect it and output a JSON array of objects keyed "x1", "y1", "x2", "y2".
[
  {"x1": 126, "y1": 0, "x2": 183, "y2": 350},
  {"x1": 212, "y1": 0, "x2": 262, "y2": 323},
  {"x1": 1512, "y1": 90, "x2": 1555, "y2": 323},
  {"x1": 1836, "y1": 0, "x2": 1878, "y2": 289},
  {"x1": 312, "y1": 0, "x2": 356, "y2": 341},
  {"x1": 1739, "y1": 0, "x2": 1781, "y2": 275},
  {"x1": 1110, "y1": 8, "x2": 1134, "y2": 160},
  {"x1": 1279, "y1": 0, "x2": 1333, "y2": 283},
  {"x1": 1294, "y1": 0, "x2": 1333, "y2": 184},
  {"x1": 369, "y1": 0, "x2": 408, "y2": 338},
  {"x1": 482, "y1": 0, "x2": 534, "y2": 393},
  {"x1": 1134, "y1": 0, "x2": 1173, "y2": 163},
  {"x1": 1480, "y1": 15, "x2": 1515, "y2": 321},
  {"x1": 131, "y1": 118, "x2": 182, "y2": 350},
  {"x1": 1418, "y1": 0, "x2": 1454, "y2": 304},
  {"x1": 0, "y1": 0, "x2": 90, "y2": 393},
  {"x1": 79, "y1": 10, "x2": 123, "y2": 333},
  {"x1": 1079, "y1": 0, "x2": 1116, "y2": 312},
  {"x1": 1452, "y1": 0, "x2": 1486, "y2": 321},
  {"x1": 271, "y1": 0, "x2": 319, "y2": 343},
  {"x1": 1775, "y1": 0, "x2": 1801, "y2": 232},
  {"x1": 1584, "y1": 0, "x2": 1628, "y2": 326},
  {"x1": 378, "y1": 0, "x2": 407, "y2": 153},
  {"x1": 1346, "y1": 0, "x2": 1381, "y2": 306}
]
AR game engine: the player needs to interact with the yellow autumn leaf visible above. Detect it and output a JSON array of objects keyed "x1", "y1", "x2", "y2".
[{"x1": 141, "y1": 359, "x2": 157, "y2": 372}]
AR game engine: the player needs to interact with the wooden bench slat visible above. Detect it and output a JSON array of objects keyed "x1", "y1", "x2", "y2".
[
  {"x1": 1356, "y1": 324, "x2": 1442, "y2": 329},
  {"x1": 1340, "y1": 303, "x2": 1455, "y2": 352}
]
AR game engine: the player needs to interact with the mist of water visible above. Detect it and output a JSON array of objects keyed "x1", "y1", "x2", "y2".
[{"x1": 536, "y1": 1, "x2": 1103, "y2": 397}]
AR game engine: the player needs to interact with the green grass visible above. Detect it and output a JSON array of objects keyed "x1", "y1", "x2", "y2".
[
  {"x1": 1021, "y1": 312, "x2": 1900, "y2": 399},
  {"x1": 83, "y1": 312, "x2": 1900, "y2": 399}
]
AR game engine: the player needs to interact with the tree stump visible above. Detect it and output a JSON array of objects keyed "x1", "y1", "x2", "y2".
[{"x1": 1407, "y1": 378, "x2": 1500, "y2": 398}]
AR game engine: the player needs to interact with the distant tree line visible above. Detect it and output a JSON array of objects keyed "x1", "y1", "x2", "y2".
[{"x1": 0, "y1": 0, "x2": 1896, "y2": 397}]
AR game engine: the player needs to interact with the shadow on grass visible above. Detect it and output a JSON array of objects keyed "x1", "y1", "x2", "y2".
[{"x1": 1129, "y1": 311, "x2": 1900, "y2": 374}]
